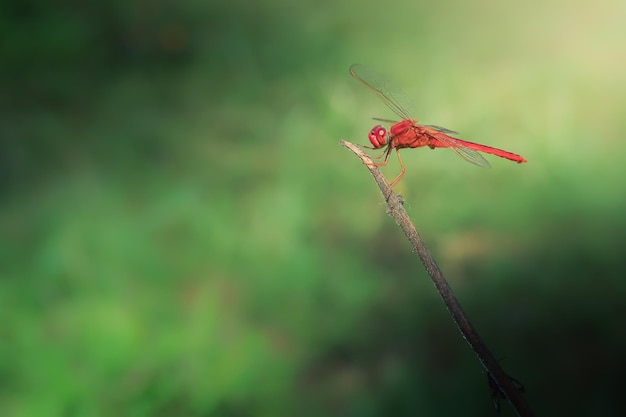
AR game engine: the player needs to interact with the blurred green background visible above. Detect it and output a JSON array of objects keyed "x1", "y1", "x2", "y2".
[{"x1": 2, "y1": 0, "x2": 626, "y2": 415}]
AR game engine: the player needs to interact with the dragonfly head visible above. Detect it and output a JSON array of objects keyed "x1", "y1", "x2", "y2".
[{"x1": 368, "y1": 125, "x2": 388, "y2": 148}]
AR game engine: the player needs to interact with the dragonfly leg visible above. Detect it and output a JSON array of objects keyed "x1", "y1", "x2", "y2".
[
  {"x1": 388, "y1": 149, "x2": 406, "y2": 187},
  {"x1": 361, "y1": 144, "x2": 388, "y2": 160},
  {"x1": 365, "y1": 145, "x2": 392, "y2": 167},
  {"x1": 371, "y1": 149, "x2": 388, "y2": 160}
]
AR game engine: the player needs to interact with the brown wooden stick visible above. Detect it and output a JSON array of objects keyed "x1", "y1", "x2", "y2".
[{"x1": 340, "y1": 139, "x2": 535, "y2": 417}]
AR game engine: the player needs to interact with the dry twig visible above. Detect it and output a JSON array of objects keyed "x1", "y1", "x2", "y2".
[{"x1": 340, "y1": 139, "x2": 534, "y2": 417}]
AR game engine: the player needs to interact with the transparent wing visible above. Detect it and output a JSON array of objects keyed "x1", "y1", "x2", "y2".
[
  {"x1": 426, "y1": 125, "x2": 491, "y2": 168},
  {"x1": 448, "y1": 146, "x2": 491, "y2": 168},
  {"x1": 350, "y1": 64, "x2": 416, "y2": 121},
  {"x1": 425, "y1": 124, "x2": 459, "y2": 135},
  {"x1": 372, "y1": 117, "x2": 398, "y2": 124}
]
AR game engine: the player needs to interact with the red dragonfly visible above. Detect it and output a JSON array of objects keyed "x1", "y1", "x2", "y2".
[{"x1": 350, "y1": 64, "x2": 527, "y2": 186}]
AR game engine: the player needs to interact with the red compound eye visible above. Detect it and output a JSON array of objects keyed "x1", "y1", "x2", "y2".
[{"x1": 368, "y1": 125, "x2": 387, "y2": 148}]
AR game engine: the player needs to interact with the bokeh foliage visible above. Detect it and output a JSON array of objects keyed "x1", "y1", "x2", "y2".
[{"x1": 2, "y1": 0, "x2": 626, "y2": 416}]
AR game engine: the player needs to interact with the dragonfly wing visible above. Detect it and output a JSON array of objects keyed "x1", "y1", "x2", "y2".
[
  {"x1": 449, "y1": 146, "x2": 491, "y2": 168},
  {"x1": 350, "y1": 64, "x2": 416, "y2": 121},
  {"x1": 372, "y1": 117, "x2": 398, "y2": 124},
  {"x1": 425, "y1": 124, "x2": 460, "y2": 135},
  {"x1": 425, "y1": 127, "x2": 492, "y2": 168}
]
